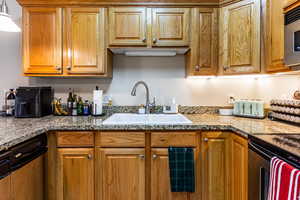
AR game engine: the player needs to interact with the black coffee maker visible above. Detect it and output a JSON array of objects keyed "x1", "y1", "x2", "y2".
[{"x1": 15, "y1": 87, "x2": 53, "y2": 118}]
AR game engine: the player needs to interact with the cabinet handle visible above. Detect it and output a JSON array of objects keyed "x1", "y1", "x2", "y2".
[
  {"x1": 55, "y1": 66, "x2": 61, "y2": 71},
  {"x1": 66, "y1": 66, "x2": 71, "y2": 70},
  {"x1": 152, "y1": 154, "x2": 158, "y2": 160},
  {"x1": 223, "y1": 66, "x2": 229, "y2": 71},
  {"x1": 87, "y1": 154, "x2": 93, "y2": 160},
  {"x1": 142, "y1": 37, "x2": 147, "y2": 43},
  {"x1": 138, "y1": 154, "x2": 145, "y2": 160},
  {"x1": 203, "y1": 138, "x2": 209, "y2": 142},
  {"x1": 153, "y1": 38, "x2": 157, "y2": 44},
  {"x1": 195, "y1": 65, "x2": 200, "y2": 71}
]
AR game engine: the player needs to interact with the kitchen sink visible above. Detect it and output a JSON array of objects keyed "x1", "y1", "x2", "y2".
[{"x1": 103, "y1": 113, "x2": 193, "y2": 125}]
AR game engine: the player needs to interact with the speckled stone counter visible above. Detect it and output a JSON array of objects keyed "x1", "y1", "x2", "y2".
[{"x1": 0, "y1": 114, "x2": 300, "y2": 156}]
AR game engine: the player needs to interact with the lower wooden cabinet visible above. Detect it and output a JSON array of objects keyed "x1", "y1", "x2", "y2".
[
  {"x1": 230, "y1": 134, "x2": 248, "y2": 200},
  {"x1": 96, "y1": 148, "x2": 146, "y2": 200},
  {"x1": 0, "y1": 175, "x2": 11, "y2": 200},
  {"x1": 201, "y1": 132, "x2": 248, "y2": 200},
  {"x1": 57, "y1": 148, "x2": 94, "y2": 200},
  {"x1": 11, "y1": 156, "x2": 44, "y2": 200},
  {"x1": 201, "y1": 132, "x2": 231, "y2": 200},
  {"x1": 151, "y1": 148, "x2": 191, "y2": 200},
  {"x1": 51, "y1": 131, "x2": 247, "y2": 200}
]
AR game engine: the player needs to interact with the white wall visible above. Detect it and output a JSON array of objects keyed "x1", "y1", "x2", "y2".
[{"x1": 0, "y1": 0, "x2": 299, "y2": 107}]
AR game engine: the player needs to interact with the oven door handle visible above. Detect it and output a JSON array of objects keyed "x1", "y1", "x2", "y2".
[{"x1": 249, "y1": 141, "x2": 273, "y2": 160}]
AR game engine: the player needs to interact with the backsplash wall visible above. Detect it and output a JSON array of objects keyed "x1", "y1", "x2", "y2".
[{"x1": 0, "y1": 0, "x2": 299, "y2": 107}]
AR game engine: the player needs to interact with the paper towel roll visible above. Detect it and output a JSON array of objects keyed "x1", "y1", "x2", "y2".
[{"x1": 93, "y1": 90, "x2": 103, "y2": 115}]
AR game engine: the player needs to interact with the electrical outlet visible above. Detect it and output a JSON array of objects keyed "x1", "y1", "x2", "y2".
[{"x1": 228, "y1": 95, "x2": 236, "y2": 104}]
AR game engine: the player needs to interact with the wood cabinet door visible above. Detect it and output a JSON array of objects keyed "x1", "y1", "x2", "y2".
[
  {"x1": 23, "y1": 7, "x2": 62, "y2": 75},
  {"x1": 230, "y1": 134, "x2": 248, "y2": 200},
  {"x1": 0, "y1": 175, "x2": 11, "y2": 200},
  {"x1": 201, "y1": 132, "x2": 231, "y2": 200},
  {"x1": 264, "y1": 0, "x2": 288, "y2": 72},
  {"x1": 219, "y1": 0, "x2": 261, "y2": 74},
  {"x1": 151, "y1": 148, "x2": 191, "y2": 200},
  {"x1": 188, "y1": 8, "x2": 218, "y2": 76},
  {"x1": 64, "y1": 8, "x2": 106, "y2": 75},
  {"x1": 109, "y1": 7, "x2": 147, "y2": 46},
  {"x1": 11, "y1": 156, "x2": 44, "y2": 200},
  {"x1": 57, "y1": 148, "x2": 94, "y2": 200},
  {"x1": 152, "y1": 8, "x2": 190, "y2": 46},
  {"x1": 98, "y1": 148, "x2": 145, "y2": 200}
]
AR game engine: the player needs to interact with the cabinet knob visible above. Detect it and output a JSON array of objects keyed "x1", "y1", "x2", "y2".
[
  {"x1": 66, "y1": 66, "x2": 71, "y2": 70},
  {"x1": 138, "y1": 154, "x2": 145, "y2": 160},
  {"x1": 203, "y1": 138, "x2": 209, "y2": 142},
  {"x1": 152, "y1": 154, "x2": 158, "y2": 160},
  {"x1": 142, "y1": 37, "x2": 147, "y2": 43},
  {"x1": 87, "y1": 154, "x2": 93, "y2": 160},
  {"x1": 153, "y1": 38, "x2": 157, "y2": 44},
  {"x1": 195, "y1": 65, "x2": 200, "y2": 71},
  {"x1": 55, "y1": 66, "x2": 61, "y2": 71},
  {"x1": 223, "y1": 66, "x2": 229, "y2": 71}
]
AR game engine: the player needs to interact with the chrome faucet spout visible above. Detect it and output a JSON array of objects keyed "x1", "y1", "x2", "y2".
[{"x1": 131, "y1": 81, "x2": 153, "y2": 114}]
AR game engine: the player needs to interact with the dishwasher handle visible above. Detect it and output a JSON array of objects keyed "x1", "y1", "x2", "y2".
[{"x1": 249, "y1": 141, "x2": 273, "y2": 160}]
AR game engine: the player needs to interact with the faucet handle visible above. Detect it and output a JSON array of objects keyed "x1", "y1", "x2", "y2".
[{"x1": 152, "y1": 97, "x2": 156, "y2": 105}]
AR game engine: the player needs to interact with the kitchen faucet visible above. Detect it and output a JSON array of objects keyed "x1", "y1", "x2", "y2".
[{"x1": 131, "y1": 81, "x2": 155, "y2": 114}]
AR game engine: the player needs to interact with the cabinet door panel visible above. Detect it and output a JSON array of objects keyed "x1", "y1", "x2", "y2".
[
  {"x1": 0, "y1": 176, "x2": 11, "y2": 200},
  {"x1": 201, "y1": 132, "x2": 230, "y2": 200},
  {"x1": 11, "y1": 156, "x2": 44, "y2": 200},
  {"x1": 23, "y1": 7, "x2": 62, "y2": 74},
  {"x1": 65, "y1": 8, "x2": 105, "y2": 74},
  {"x1": 189, "y1": 8, "x2": 218, "y2": 76},
  {"x1": 220, "y1": 0, "x2": 261, "y2": 74},
  {"x1": 109, "y1": 7, "x2": 147, "y2": 46},
  {"x1": 57, "y1": 148, "x2": 94, "y2": 200},
  {"x1": 265, "y1": 0, "x2": 288, "y2": 72},
  {"x1": 151, "y1": 148, "x2": 190, "y2": 200},
  {"x1": 152, "y1": 8, "x2": 190, "y2": 46},
  {"x1": 230, "y1": 134, "x2": 248, "y2": 200},
  {"x1": 99, "y1": 148, "x2": 145, "y2": 200}
]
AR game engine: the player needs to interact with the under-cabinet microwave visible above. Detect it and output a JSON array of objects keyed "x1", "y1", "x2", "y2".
[{"x1": 285, "y1": 6, "x2": 300, "y2": 67}]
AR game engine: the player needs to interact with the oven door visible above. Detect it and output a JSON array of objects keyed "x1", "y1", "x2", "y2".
[{"x1": 248, "y1": 142, "x2": 270, "y2": 200}]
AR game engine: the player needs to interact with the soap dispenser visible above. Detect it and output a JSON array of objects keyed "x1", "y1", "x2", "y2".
[{"x1": 163, "y1": 98, "x2": 179, "y2": 114}]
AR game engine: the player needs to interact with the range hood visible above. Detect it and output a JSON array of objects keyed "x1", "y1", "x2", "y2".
[{"x1": 109, "y1": 47, "x2": 189, "y2": 57}]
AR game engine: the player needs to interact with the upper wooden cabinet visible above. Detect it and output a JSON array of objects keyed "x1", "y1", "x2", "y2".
[
  {"x1": 263, "y1": 0, "x2": 289, "y2": 72},
  {"x1": 187, "y1": 8, "x2": 218, "y2": 76},
  {"x1": 23, "y1": 7, "x2": 112, "y2": 77},
  {"x1": 23, "y1": 7, "x2": 62, "y2": 75},
  {"x1": 109, "y1": 7, "x2": 147, "y2": 46},
  {"x1": 64, "y1": 8, "x2": 107, "y2": 75},
  {"x1": 152, "y1": 8, "x2": 190, "y2": 46},
  {"x1": 219, "y1": 0, "x2": 261, "y2": 75}
]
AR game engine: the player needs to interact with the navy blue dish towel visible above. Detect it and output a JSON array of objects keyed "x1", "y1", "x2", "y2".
[{"x1": 168, "y1": 147, "x2": 195, "y2": 193}]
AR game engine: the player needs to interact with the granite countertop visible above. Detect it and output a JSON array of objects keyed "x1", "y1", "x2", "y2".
[{"x1": 0, "y1": 114, "x2": 300, "y2": 156}]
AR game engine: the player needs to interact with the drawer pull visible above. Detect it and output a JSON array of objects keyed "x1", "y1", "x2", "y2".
[
  {"x1": 203, "y1": 138, "x2": 209, "y2": 142},
  {"x1": 87, "y1": 154, "x2": 93, "y2": 160},
  {"x1": 138, "y1": 154, "x2": 145, "y2": 160},
  {"x1": 152, "y1": 154, "x2": 158, "y2": 160}
]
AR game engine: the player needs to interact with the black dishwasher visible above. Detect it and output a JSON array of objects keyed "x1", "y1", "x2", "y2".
[
  {"x1": 0, "y1": 134, "x2": 47, "y2": 199},
  {"x1": 248, "y1": 136, "x2": 300, "y2": 200}
]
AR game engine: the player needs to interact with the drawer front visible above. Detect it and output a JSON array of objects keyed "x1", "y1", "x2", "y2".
[
  {"x1": 151, "y1": 132, "x2": 197, "y2": 147},
  {"x1": 57, "y1": 132, "x2": 94, "y2": 147},
  {"x1": 96, "y1": 132, "x2": 145, "y2": 147}
]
